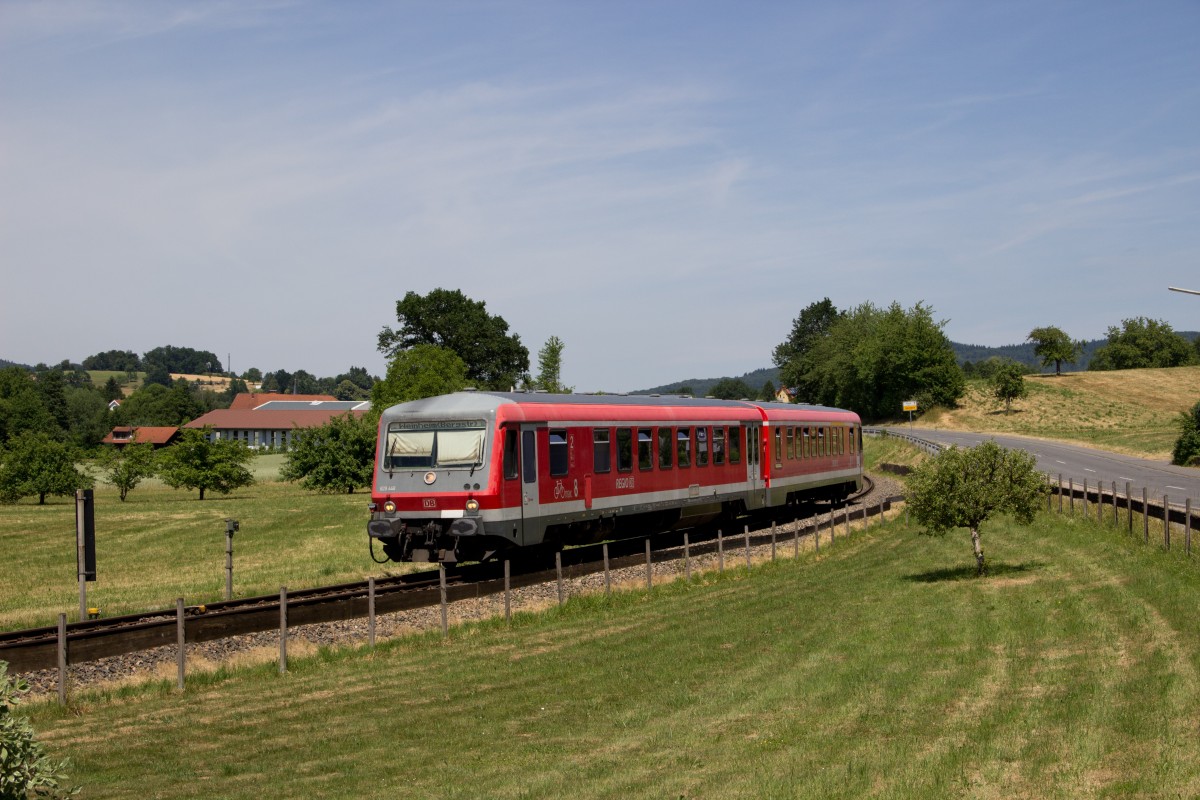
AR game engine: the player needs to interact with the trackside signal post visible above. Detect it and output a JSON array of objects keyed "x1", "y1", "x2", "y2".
[
  {"x1": 225, "y1": 518, "x2": 239, "y2": 600},
  {"x1": 75, "y1": 489, "x2": 96, "y2": 621}
]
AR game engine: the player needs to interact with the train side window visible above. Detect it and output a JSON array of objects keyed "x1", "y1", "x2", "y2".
[
  {"x1": 638, "y1": 428, "x2": 654, "y2": 470},
  {"x1": 658, "y1": 428, "x2": 673, "y2": 469},
  {"x1": 786, "y1": 427, "x2": 795, "y2": 460},
  {"x1": 616, "y1": 428, "x2": 633, "y2": 472},
  {"x1": 676, "y1": 427, "x2": 692, "y2": 468},
  {"x1": 713, "y1": 427, "x2": 726, "y2": 465},
  {"x1": 819, "y1": 427, "x2": 827, "y2": 457},
  {"x1": 503, "y1": 429, "x2": 519, "y2": 479},
  {"x1": 774, "y1": 428, "x2": 783, "y2": 468},
  {"x1": 522, "y1": 430, "x2": 536, "y2": 484},
  {"x1": 549, "y1": 429, "x2": 569, "y2": 477},
  {"x1": 697, "y1": 427, "x2": 709, "y2": 467},
  {"x1": 728, "y1": 426, "x2": 741, "y2": 464},
  {"x1": 593, "y1": 428, "x2": 611, "y2": 474}
]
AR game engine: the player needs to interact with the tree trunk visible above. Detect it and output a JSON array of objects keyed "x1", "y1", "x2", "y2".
[
  {"x1": 199, "y1": 486, "x2": 206, "y2": 501},
  {"x1": 38, "y1": 493, "x2": 46, "y2": 505},
  {"x1": 971, "y1": 526, "x2": 986, "y2": 575}
]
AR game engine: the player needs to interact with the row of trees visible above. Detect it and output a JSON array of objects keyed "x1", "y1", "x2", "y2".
[
  {"x1": 1026, "y1": 319, "x2": 1199, "y2": 374},
  {"x1": 0, "y1": 429, "x2": 257, "y2": 505}
]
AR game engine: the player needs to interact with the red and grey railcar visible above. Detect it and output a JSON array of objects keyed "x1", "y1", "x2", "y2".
[{"x1": 367, "y1": 392, "x2": 862, "y2": 563}]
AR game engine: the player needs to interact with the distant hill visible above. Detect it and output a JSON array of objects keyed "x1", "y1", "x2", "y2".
[{"x1": 633, "y1": 333, "x2": 1200, "y2": 394}]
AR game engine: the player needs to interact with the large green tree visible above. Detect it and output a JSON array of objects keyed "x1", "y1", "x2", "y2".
[
  {"x1": 0, "y1": 432, "x2": 93, "y2": 505},
  {"x1": 281, "y1": 413, "x2": 377, "y2": 493},
  {"x1": 371, "y1": 344, "x2": 469, "y2": 410},
  {"x1": 156, "y1": 428, "x2": 256, "y2": 500},
  {"x1": 772, "y1": 298, "x2": 843, "y2": 400},
  {"x1": 795, "y1": 301, "x2": 964, "y2": 420},
  {"x1": 906, "y1": 441, "x2": 1047, "y2": 575},
  {"x1": 377, "y1": 288, "x2": 529, "y2": 390},
  {"x1": 1026, "y1": 326, "x2": 1082, "y2": 375},
  {"x1": 1089, "y1": 317, "x2": 1199, "y2": 370}
]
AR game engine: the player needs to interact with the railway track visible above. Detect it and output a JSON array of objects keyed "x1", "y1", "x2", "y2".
[{"x1": 3, "y1": 476, "x2": 890, "y2": 675}]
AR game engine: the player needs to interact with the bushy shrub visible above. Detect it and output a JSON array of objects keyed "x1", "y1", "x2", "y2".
[
  {"x1": 1172, "y1": 401, "x2": 1200, "y2": 467},
  {"x1": 0, "y1": 662, "x2": 76, "y2": 798}
]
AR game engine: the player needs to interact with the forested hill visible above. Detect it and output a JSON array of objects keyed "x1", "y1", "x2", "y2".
[{"x1": 635, "y1": 334, "x2": 1200, "y2": 395}]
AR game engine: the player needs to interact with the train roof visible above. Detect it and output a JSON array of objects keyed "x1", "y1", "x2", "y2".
[{"x1": 379, "y1": 391, "x2": 859, "y2": 423}]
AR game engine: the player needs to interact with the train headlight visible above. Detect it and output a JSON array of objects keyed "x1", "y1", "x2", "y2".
[
  {"x1": 384, "y1": 500, "x2": 396, "y2": 513},
  {"x1": 465, "y1": 499, "x2": 480, "y2": 513}
]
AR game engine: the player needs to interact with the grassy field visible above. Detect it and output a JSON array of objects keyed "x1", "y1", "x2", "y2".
[
  {"x1": 0, "y1": 462, "x2": 407, "y2": 631},
  {"x1": 921, "y1": 365, "x2": 1200, "y2": 459},
  {"x1": 24, "y1": 500, "x2": 1200, "y2": 798}
]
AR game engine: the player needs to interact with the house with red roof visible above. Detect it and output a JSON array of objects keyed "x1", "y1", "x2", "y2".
[
  {"x1": 182, "y1": 393, "x2": 371, "y2": 449},
  {"x1": 101, "y1": 426, "x2": 180, "y2": 448}
]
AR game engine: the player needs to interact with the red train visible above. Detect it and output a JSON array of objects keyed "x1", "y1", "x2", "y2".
[{"x1": 367, "y1": 392, "x2": 863, "y2": 563}]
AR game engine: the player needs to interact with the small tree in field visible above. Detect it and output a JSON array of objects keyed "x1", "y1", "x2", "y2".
[
  {"x1": 100, "y1": 443, "x2": 157, "y2": 501},
  {"x1": 281, "y1": 413, "x2": 377, "y2": 494},
  {"x1": 0, "y1": 433, "x2": 92, "y2": 505},
  {"x1": 906, "y1": 441, "x2": 1047, "y2": 575},
  {"x1": 990, "y1": 361, "x2": 1028, "y2": 415},
  {"x1": 156, "y1": 428, "x2": 255, "y2": 500}
]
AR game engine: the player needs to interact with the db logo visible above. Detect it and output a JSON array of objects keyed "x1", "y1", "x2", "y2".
[{"x1": 423, "y1": 499, "x2": 437, "y2": 509}]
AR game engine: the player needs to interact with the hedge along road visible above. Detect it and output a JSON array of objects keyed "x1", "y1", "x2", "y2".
[{"x1": 883, "y1": 427, "x2": 1200, "y2": 502}]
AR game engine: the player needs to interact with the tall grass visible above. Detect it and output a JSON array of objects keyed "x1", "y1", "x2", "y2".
[{"x1": 26, "y1": 507, "x2": 1200, "y2": 798}]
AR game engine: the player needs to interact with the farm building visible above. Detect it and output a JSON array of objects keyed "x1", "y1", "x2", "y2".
[{"x1": 182, "y1": 393, "x2": 370, "y2": 449}]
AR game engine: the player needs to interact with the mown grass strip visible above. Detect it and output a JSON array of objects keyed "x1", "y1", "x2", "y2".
[{"x1": 26, "y1": 508, "x2": 1200, "y2": 799}]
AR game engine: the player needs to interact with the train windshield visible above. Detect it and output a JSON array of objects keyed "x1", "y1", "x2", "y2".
[{"x1": 384, "y1": 420, "x2": 487, "y2": 470}]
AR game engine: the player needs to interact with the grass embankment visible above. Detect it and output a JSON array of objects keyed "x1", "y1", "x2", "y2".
[
  {"x1": 26, "y1": 501, "x2": 1200, "y2": 798},
  {"x1": 0, "y1": 459, "x2": 405, "y2": 631},
  {"x1": 922, "y1": 365, "x2": 1200, "y2": 459}
]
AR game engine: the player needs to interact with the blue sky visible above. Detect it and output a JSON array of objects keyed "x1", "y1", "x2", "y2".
[{"x1": 2, "y1": 1, "x2": 1198, "y2": 392}]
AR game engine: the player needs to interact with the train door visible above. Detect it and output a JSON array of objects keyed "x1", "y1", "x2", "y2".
[
  {"x1": 519, "y1": 424, "x2": 547, "y2": 545},
  {"x1": 746, "y1": 424, "x2": 766, "y2": 510}
]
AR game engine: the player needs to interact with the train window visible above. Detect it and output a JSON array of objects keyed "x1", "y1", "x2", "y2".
[
  {"x1": 522, "y1": 430, "x2": 536, "y2": 484},
  {"x1": 593, "y1": 428, "x2": 611, "y2": 474},
  {"x1": 638, "y1": 429, "x2": 654, "y2": 470},
  {"x1": 713, "y1": 427, "x2": 726, "y2": 465},
  {"x1": 728, "y1": 427, "x2": 741, "y2": 464},
  {"x1": 774, "y1": 428, "x2": 783, "y2": 468},
  {"x1": 549, "y1": 429, "x2": 569, "y2": 477},
  {"x1": 385, "y1": 420, "x2": 486, "y2": 470},
  {"x1": 658, "y1": 428, "x2": 673, "y2": 469},
  {"x1": 503, "y1": 429, "x2": 519, "y2": 480},
  {"x1": 676, "y1": 428, "x2": 692, "y2": 468},
  {"x1": 616, "y1": 428, "x2": 633, "y2": 472},
  {"x1": 819, "y1": 427, "x2": 827, "y2": 457},
  {"x1": 697, "y1": 427, "x2": 709, "y2": 467},
  {"x1": 786, "y1": 427, "x2": 795, "y2": 460}
]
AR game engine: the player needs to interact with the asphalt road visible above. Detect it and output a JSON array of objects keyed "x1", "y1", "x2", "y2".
[{"x1": 878, "y1": 427, "x2": 1200, "y2": 506}]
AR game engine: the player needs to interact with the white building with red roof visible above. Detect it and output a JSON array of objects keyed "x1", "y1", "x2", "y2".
[{"x1": 183, "y1": 393, "x2": 371, "y2": 449}]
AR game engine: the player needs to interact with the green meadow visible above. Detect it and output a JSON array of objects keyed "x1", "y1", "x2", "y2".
[{"x1": 23, "y1": 499, "x2": 1200, "y2": 798}]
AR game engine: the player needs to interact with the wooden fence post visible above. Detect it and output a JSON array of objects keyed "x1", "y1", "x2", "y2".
[
  {"x1": 1164, "y1": 495, "x2": 1171, "y2": 550},
  {"x1": 57, "y1": 613, "x2": 67, "y2": 706},
  {"x1": 718, "y1": 529, "x2": 725, "y2": 572},
  {"x1": 439, "y1": 566, "x2": 448, "y2": 637},
  {"x1": 1082, "y1": 479, "x2": 1088, "y2": 518},
  {"x1": 368, "y1": 577, "x2": 376, "y2": 648},
  {"x1": 556, "y1": 551, "x2": 564, "y2": 606},
  {"x1": 504, "y1": 560, "x2": 511, "y2": 623},
  {"x1": 1186, "y1": 498, "x2": 1193, "y2": 557},
  {"x1": 603, "y1": 543, "x2": 611, "y2": 595},
  {"x1": 1126, "y1": 482, "x2": 1133, "y2": 534},
  {"x1": 279, "y1": 586, "x2": 288, "y2": 675},
  {"x1": 1112, "y1": 481, "x2": 1119, "y2": 528},
  {"x1": 645, "y1": 539, "x2": 653, "y2": 591},
  {"x1": 793, "y1": 517, "x2": 799, "y2": 559},
  {"x1": 771, "y1": 522, "x2": 777, "y2": 562},
  {"x1": 1069, "y1": 479, "x2": 1075, "y2": 515},
  {"x1": 743, "y1": 525, "x2": 751, "y2": 570},
  {"x1": 1059, "y1": 474, "x2": 1064, "y2": 514},
  {"x1": 176, "y1": 598, "x2": 185, "y2": 691},
  {"x1": 684, "y1": 532, "x2": 691, "y2": 581},
  {"x1": 1143, "y1": 488, "x2": 1150, "y2": 544}
]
